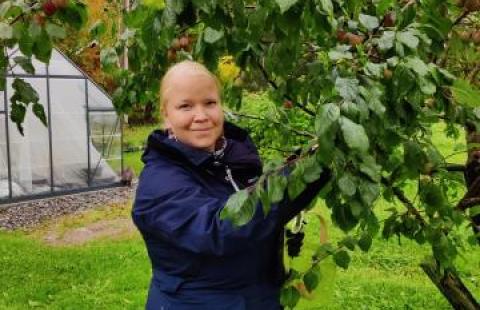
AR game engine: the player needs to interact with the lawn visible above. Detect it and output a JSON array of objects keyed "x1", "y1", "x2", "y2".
[{"x1": 1, "y1": 93, "x2": 479, "y2": 309}]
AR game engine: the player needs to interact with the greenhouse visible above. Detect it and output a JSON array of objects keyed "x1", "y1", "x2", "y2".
[{"x1": 0, "y1": 49, "x2": 122, "y2": 203}]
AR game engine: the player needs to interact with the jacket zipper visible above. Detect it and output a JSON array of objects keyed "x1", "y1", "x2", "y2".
[{"x1": 225, "y1": 165, "x2": 240, "y2": 192}]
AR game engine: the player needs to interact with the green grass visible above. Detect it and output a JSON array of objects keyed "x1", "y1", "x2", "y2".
[
  {"x1": 0, "y1": 232, "x2": 150, "y2": 309},
  {"x1": 1, "y1": 201, "x2": 478, "y2": 309}
]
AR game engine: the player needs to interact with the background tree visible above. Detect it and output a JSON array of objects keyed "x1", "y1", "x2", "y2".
[{"x1": 0, "y1": 0, "x2": 87, "y2": 134}]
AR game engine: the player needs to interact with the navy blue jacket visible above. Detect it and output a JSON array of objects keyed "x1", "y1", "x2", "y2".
[{"x1": 132, "y1": 123, "x2": 329, "y2": 309}]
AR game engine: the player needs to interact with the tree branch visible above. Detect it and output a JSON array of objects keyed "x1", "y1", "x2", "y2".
[
  {"x1": 467, "y1": 62, "x2": 480, "y2": 84},
  {"x1": 453, "y1": 10, "x2": 470, "y2": 27},
  {"x1": 381, "y1": 177, "x2": 426, "y2": 226},
  {"x1": 253, "y1": 57, "x2": 316, "y2": 117},
  {"x1": 229, "y1": 111, "x2": 317, "y2": 138}
]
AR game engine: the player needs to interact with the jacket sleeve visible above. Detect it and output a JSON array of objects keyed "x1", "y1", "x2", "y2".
[
  {"x1": 277, "y1": 168, "x2": 332, "y2": 225},
  {"x1": 132, "y1": 162, "x2": 330, "y2": 257},
  {"x1": 132, "y1": 161, "x2": 282, "y2": 257}
]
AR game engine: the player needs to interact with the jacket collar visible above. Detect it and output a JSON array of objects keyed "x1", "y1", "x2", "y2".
[{"x1": 143, "y1": 122, "x2": 262, "y2": 170}]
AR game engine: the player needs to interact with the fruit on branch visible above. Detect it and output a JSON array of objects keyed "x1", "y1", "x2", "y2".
[
  {"x1": 283, "y1": 99, "x2": 293, "y2": 109},
  {"x1": 42, "y1": 0, "x2": 57, "y2": 16},
  {"x1": 464, "y1": 0, "x2": 480, "y2": 11},
  {"x1": 472, "y1": 31, "x2": 480, "y2": 44},
  {"x1": 346, "y1": 33, "x2": 365, "y2": 47},
  {"x1": 425, "y1": 98, "x2": 435, "y2": 108},
  {"x1": 167, "y1": 48, "x2": 177, "y2": 62},
  {"x1": 33, "y1": 13, "x2": 46, "y2": 26},
  {"x1": 171, "y1": 38, "x2": 181, "y2": 50},
  {"x1": 383, "y1": 12, "x2": 396, "y2": 27},
  {"x1": 337, "y1": 31, "x2": 365, "y2": 47},
  {"x1": 52, "y1": 0, "x2": 68, "y2": 9},
  {"x1": 383, "y1": 68, "x2": 393, "y2": 80},
  {"x1": 337, "y1": 30, "x2": 348, "y2": 42},
  {"x1": 179, "y1": 36, "x2": 190, "y2": 49},
  {"x1": 457, "y1": 30, "x2": 472, "y2": 42}
]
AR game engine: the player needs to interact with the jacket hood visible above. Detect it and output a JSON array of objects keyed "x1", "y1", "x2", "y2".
[{"x1": 142, "y1": 122, "x2": 262, "y2": 172}]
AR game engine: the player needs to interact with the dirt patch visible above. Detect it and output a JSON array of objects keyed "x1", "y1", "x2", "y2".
[{"x1": 43, "y1": 218, "x2": 138, "y2": 246}]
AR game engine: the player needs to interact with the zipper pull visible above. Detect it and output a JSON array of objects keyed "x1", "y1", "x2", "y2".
[{"x1": 225, "y1": 165, "x2": 240, "y2": 192}]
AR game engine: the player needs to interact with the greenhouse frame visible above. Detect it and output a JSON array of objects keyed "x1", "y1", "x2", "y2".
[{"x1": 0, "y1": 48, "x2": 123, "y2": 203}]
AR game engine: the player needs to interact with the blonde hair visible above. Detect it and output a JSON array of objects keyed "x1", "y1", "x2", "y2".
[{"x1": 159, "y1": 60, "x2": 222, "y2": 114}]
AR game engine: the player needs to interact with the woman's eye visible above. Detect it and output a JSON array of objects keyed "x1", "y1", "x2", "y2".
[
  {"x1": 178, "y1": 104, "x2": 191, "y2": 110},
  {"x1": 206, "y1": 101, "x2": 217, "y2": 106}
]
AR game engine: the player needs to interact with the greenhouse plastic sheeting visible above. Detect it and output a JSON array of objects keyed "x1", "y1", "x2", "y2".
[{"x1": 0, "y1": 48, "x2": 121, "y2": 201}]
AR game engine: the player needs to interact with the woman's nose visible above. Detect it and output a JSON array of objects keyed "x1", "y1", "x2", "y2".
[{"x1": 193, "y1": 107, "x2": 209, "y2": 122}]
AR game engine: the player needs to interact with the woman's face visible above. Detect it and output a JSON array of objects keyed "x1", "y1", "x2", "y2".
[{"x1": 162, "y1": 72, "x2": 224, "y2": 152}]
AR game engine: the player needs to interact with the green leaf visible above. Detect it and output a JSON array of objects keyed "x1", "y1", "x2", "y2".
[
  {"x1": 57, "y1": 2, "x2": 88, "y2": 30},
  {"x1": 275, "y1": 0, "x2": 299, "y2": 14},
  {"x1": 13, "y1": 56, "x2": 35, "y2": 74},
  {"x1": 340, "y1": 236, "x2": 356, "y2": 251},
  {"x1": 317, "y1": 0, "x2": 333, "y2": 15},
  {"x1": 358, "y1": 181, "x2": 380, "y2": 205},
  {"x1": 338, "y1": 173, "x2": 356, "y2": 196},
  {"x1": 166, "y1": 0, "x2": 184, "y2": 14},
  {"x1": 0, "y1": 22, "x2": 13, "y2": 39},
  {"x1": 268, "y1": 174, "x2": 288, "y2": 204},
  {"x1": 100, "y1": 48, "x2": 119, "y2": 68},
  {"x1": 358, "y1": 233, "x2": 373, "y2": 252},
  {"x1": 288, "y1": 173, "x2": 306, "y2": 200},
  {"x1": 256, "y1": 183, "x2": 271, "y2": 216},
  {"x1": 359, "y1": 156, "x2": 381, "y2": 182},
  {"x1": 204, "y1": 27, "x2": 224, "y2": 44},
  {"x1": 32, "y1": 103, "x2": 47, "y2": 126},
  {"x1": 376, "y1": 0, "x2": 394, "y2": 15},
  {"x1": 315, "y1": 103, "x2": 340, "y2": 136},
  {"x1": 220, "y1": 189, "x2": 249, "y2": 223},
  {"x1": 303, "y1": 266, "x2": 321, "y2": 291},
  {"x1": 377, "y1": 31, "x2": 395, "y2": 51},
  {"x1": 32, "y1": 30, "x2": 52, "y2": 63},
  {"x1": 302, "y1": 157, "x2": 323, "y2": 183},
  {"x1": 340, "y1": 117, "x2": 369, "y2": 153},
  {"x1": 10, "y1": 102, "x2": 26, "y2": 135},
  {"x1": 332, "y1": 203, "x2": 358, "y2": 232},
  {"x1": 89, "y1": 20, "x2": 106, "y2": 39},
  {"x1": 11, "y1": 78, "x2": 39, "y2": 105},
  {"x1": 333, "y1": 250, "x2": 351, "y2": 269},
  {"x1": 359, "y1": 14, "x2": 379, "y2": 32},
  {"x1": 280, "y1": 286, "x2": 300, "y2": 309},
  {"x1": 470, "y1": 206, "x2": 480, "y2": 218},
  {"x1": 328, "y1": 48, "x2": 353, "y2": 61},
  {"x1": 364, "y1": 62, "x2": 385, "y2": 78},
  {"x1": 46, "y1": 23, "x2": 66, "y2": 39},
  {"x1": 404, "y1": 141, "x2": 426, "y2": 176},
  {"x1": 405, "y1": 57, "x2": 430, "y2": 76},
  {"x1": 335, "y1": 77, "x2": 359, "y2": 101},
  {"x1": 142, "y1": 0, "x2": 165, "y2": 10},
  {"x1": 0, "y1": 2, "x2": 12, "y2": 19},
  {"x1": 451, "y1": 79, "x2": 480, "y2": 108},
  {"x1": 28, "y1": 22, "x2": 42, "y2": 39},
  {"x1": 397, "y1": 30, "x2": 419, "y2": 50}
]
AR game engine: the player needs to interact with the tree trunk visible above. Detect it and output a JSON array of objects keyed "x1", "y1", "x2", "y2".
[
  {"x1": 421, "y1": 259, "x2": 480, "y2": 310},
  {"x1": 464, "y1": 127, "x2": 480, "y2": 242}
]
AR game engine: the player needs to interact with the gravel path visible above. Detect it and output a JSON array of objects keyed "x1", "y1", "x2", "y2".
[{"x1": 0, "y1": 185, "x2": 136, "y2": 231}]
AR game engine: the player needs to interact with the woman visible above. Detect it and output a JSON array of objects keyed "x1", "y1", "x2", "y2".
[{"x1": 132, "y1": 61, "x2": 329, "y2": 309}]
